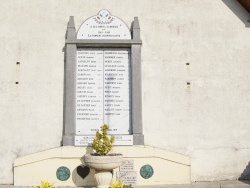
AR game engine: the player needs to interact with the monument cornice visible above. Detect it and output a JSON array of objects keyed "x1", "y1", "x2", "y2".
[{"x1": 66, "y1": 39, "x2": 142, "y2": 47}]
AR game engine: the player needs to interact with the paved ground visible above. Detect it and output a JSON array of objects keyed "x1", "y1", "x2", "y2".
[
  {"x1": 1, "y1": 181, "x2": 250, "y2": 188},
  {"x1": 137, "y1": 181, "x2": 250, "y2": 188}
]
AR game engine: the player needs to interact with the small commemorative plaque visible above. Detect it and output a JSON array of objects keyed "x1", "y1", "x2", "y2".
[
  {"x1": 113, "y1": 135, "x2": 133, "y2": 146},
  {"x1": 120, "y1": 160, "x2": 134, "y2": 171},
  {"x1": 117, "y1": 171, "x2": 137, "y2": 185},
  {"x1": 75, "y1": 135, "x2": 133, "y2": 146},
  {"x1": 75, "y1": 135, "x2": 95, "y2": 146}
]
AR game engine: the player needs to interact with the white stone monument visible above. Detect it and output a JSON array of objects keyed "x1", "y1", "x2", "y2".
[{"x1": 63, "y1": 10, "x2": 144, "y2": 146}]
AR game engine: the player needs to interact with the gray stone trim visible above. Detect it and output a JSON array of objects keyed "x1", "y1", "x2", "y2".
[
  {"x1": 131, "y1": 44, "x2": 144, "y2": 145},
  {"x1": 131, "y1": 17, "x2": 144, "y2": 145},
  {"x1": 63, "y1": 17, "x2": 77, "y2": 146},
  {"x1": 66, "y1": 39, "x2": 142, "y2": 47},
  {"x1": 132, "y1": 17, "x2": 141, "y2": 40},
  {"x1": 133, "y1": 134, "x2": 144, "y2": 145},
  {"x1": 63, "y1": 16, "x2": 144, "y2": 146},
  {"x1": 67, "y1": 16, "x2": 76, "y2": 38}
]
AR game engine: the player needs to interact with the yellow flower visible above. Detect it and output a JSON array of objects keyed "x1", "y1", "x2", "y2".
[
  {"x1": 110, "y1": 180, "x2": 124, "y2": 188},
  {"x1": 37, "y1": 181, "x2": 54, "y2": 188}
]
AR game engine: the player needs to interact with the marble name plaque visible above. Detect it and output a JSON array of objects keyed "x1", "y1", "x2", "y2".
[
  {"x1": 117, "y1": 171, "x2": 137, "y2": 185},
  {"x1": 76, "y1": 48, "x2": 131, "y2": 135},
  {"x1": 75, "y1": 135, "x2": 133, "y2": 146}
]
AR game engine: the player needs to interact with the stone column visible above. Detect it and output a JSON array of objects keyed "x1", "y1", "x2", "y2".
[
  {"x1": 63, "y1": 16, "x2": 77, "y2": 146},
  {"x1": 131, "y1": 17, "x2": 144, "y2": 145}
]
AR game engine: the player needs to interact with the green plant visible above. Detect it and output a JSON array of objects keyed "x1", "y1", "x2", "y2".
[
  {"x1": 92, "y1": 124, "x2": 115, "y2": 155},
  {"x1": 36, "y1": 181, "x2": 53, "y2": 188}
]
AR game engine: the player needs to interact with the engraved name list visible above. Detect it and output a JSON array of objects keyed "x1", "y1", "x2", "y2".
[{"x1": 75, "y1": 48, "x2": 131, "y2": 137}]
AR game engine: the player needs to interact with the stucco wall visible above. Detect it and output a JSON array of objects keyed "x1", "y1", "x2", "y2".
[{"x1": 0, "y1": 0, "x2": 250, "y2": 184}]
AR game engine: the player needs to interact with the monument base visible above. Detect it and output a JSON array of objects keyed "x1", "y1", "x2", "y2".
[{"x1": 14, "y1": 146, "x2": 191, "y2": 187}]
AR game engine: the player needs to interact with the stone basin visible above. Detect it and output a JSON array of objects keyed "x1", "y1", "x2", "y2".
[{"x1": 84, "y1": 153, "x2": 123, "y2": 171}]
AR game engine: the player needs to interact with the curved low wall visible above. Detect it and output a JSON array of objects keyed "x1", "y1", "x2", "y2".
[{"x1": 14, "y1": 146, "x2": 190, "y2": 186}]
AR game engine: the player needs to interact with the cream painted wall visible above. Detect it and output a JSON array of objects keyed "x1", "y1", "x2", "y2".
[{"x1": 0, "y1": 0, "x2": 250, "y2": 184}]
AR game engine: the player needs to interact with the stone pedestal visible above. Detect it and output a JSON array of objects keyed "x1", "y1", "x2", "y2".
[{"x1": 84, "y1": 154, "x2": 123, "y2": 188}]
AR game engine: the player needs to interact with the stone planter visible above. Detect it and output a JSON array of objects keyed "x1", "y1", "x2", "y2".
[{"x1": 84, "y1": 154, "x2": 123, "y2": 188}]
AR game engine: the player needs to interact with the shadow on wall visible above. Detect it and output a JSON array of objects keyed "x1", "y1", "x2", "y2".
[
  {"x1": 61, "y1": 20, "x2": 68, "y2": 146},
  {"x1": 222, "y1": 0, "x2": 250, "y2": 27},
  {"x1": 239, "y1": 161, "x2": 250, "y2": 184}
]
